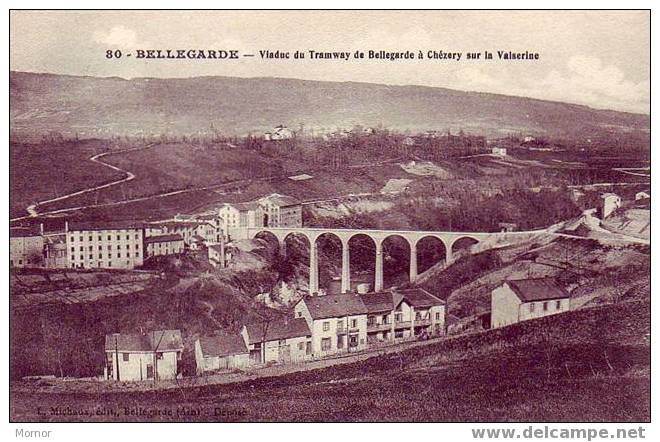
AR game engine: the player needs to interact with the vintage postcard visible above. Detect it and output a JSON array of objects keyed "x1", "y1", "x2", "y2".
[{"x1": 7, "y1": 8, "x2": 651, "y2": 433}]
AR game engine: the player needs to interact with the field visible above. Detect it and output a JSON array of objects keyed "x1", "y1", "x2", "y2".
[{"x1": 10, "y1": 299, "x2": 650, "y2": 422}]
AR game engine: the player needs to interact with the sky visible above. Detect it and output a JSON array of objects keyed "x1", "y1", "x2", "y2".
[{"x1": 10, "y1": 10, "x2": 650, "y2": 114}]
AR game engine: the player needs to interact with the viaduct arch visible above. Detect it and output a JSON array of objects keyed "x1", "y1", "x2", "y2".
[{"x1": 246, "y1": 227, "x2": 536, "y2": 294}]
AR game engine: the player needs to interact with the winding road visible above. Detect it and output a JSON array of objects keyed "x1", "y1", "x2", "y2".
[
  {"x1": 13, "y1": 145, "x2": 153, "y2": 222},
  {"x1": 11, "y1": 148, "x2": 651, "y2": 223}
]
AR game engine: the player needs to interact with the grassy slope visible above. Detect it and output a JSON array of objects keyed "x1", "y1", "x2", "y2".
[
  {"x1": 9, "y1": 247, "x2": 283, "y2": 381},
  {"x1": 10, "y1": 299, "x2": 649, "y2": 422},
  {"x1": 9, "y1": 141, "x2": 124, "y2": 217},
  {"x1": 35, "y1": 143, "x2": 292, "y2": 213},
  {"x1": 419, "y1": 235, "x2": 650, "y2": 318}
]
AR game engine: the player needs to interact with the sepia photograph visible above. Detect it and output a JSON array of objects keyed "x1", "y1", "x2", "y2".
[{"x1": 6, "y1": 7, "x2": 653, "y2": 432}]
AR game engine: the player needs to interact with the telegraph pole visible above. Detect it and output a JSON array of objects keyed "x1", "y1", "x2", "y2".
[{"x1": 115, "y1": 336, "x2": 120, "y2": 381}]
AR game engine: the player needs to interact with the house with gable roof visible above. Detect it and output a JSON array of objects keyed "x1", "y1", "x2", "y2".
[
  {"x1": 104, "y1": 330, "x2": 183, "y2": 381},
  {"x1": 491, "y1": 278, "x2": 570, "y2": 329}
]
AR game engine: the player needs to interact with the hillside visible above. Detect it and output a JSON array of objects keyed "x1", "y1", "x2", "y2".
[
  {"x1": 601, "y1": 200, "x2": 651, "y2": 241},
  {"x1": 10, "y1": 299, "x2": 650, "y2": 422},
  {"x1": 10, "y1": 71, "x2": 649, "y2": 139},
  {"x1": 417, "y1": 232, "x2": 649, "y2": 320}
]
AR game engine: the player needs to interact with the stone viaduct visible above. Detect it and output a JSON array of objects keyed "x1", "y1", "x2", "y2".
[{"x1": 246, "y1": 227, "x2": 546, "y2": 294}]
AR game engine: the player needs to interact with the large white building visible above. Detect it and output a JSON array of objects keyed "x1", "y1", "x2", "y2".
[
  {"x1": 66, "y1": 220, "x2": 145, "y2": 270},
  {"x1": 104, "y1": 330, "x2": 183, "y2": 381},
  {"x1": 294, "y1": 293, "x2": 369, "y2": 357},
  {"x1": 361, "y1": 288, "x2": 446, "y2": 344},
  {"x1": 217, "y1": 202, "x2": 262, "y2": 240},
  {"x1": 256, "y1": 194, "x2": 302, "y2": 228},
  {"x1": 146, "y1": 220, "x2": 216, "y2": 247},
  {"x1": 10, "y1": 226, "x2": 44, "y2": 268},
  {"x1": 216, "y1": 194, "x2": 302, "y2": 240},
  {"x1": 189, "y1": 288, "x2": 446, "y2": 373},
  {"x1": 491, "y1": 278, "x2": 570, "y2": 329},
  {"x1": 293, "y1": 288, "x2": 446, "y2": 357}
]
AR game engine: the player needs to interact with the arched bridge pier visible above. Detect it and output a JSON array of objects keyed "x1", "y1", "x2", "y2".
[{"x1": 247, "y1": 227, "x2": 538, "y2": 294}]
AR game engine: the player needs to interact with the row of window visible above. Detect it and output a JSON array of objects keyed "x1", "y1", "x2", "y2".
[
  {"x1": 120, "y1": 352, "x2": 164, "y2": 362},
  {"x1": 71, "y1": 261, "x2": 133, "y2": 268},
  {"x1": 72, "y1": 244, "x2": 140, "y2": 252},
  {"x1": 151, "y1": 242, "x2": 182, "y2": 248},
  {"x1": 322, "y1": 318, "x2": 359, "y2": 332},
  {"x1": 69, "y1": 233, "x2": 141, "y2": 242},
  {"x1": 529, "y1": 300, "x2": 563, "y2": 313},
  {"x1": 319, "y1": 311, "x2": 445, "y2": 332},
  {"x1": 72, "y1": 252, "x2": 141, "y2": 260},
  {"x1": 320, "y1": 335, "x2": 360, "y2": 351}
]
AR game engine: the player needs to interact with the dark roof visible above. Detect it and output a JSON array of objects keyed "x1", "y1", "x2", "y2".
[
  {"x1": 394, "y1": 288, "x2": 445, "y2": 308},
  {"x1": 10, "y1": 226, "x2": 41, "y2": 238},
  {"x1": 259, "y1": 194, "x2": 300, "y2": 207},
  {"x1": 104, "y1": 330, "x2": 183, "y2": 352},
  {"x1": 303, "y1": 293, "x2": 368, "y2": 319},
  {"x1": 196, "y1": 214, "x2": 217, "y2": 220},
  {"x1": 68, "y1": 220, "x2": 145, "y2": 232},
  {"x1": 223, "y1": 201, "x2": 260, "y2": 211},
  {"x1": 506, "y1": 278, "x2": 569, "y2": 302},
  {"x1": 360, "y1": 291, "x2": 395, "y2": 313},
  {"x1": 144, "y1": 233, "x2": 184, "y2": 244},
  {"x1": 243, "y1": 318, "x2": 311, "y2": 344},
  {"x1": 150, "y1": 221, "x2": 204, "y2": 229},
  {"x1": 105, "y1": 333, "x2": 151, "y2": 352},
  {"x1": 198, "y1": 334, "x2": 248, "y2": 357}
]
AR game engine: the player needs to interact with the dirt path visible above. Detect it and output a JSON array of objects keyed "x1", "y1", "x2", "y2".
[{"x1": 612, "y1": 167, "x2": 651, "y2": 178}]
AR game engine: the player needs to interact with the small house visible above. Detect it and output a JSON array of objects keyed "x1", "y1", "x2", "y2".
[
  {"x1": 600, "y1": 192, "x2": 622, "y2": 219},
  {"x1": 104, "y1": 330, "x2": 183, "y2": 381},
  {"x1": 207, "y1": 242, "x2": 227, "y2": 268},
  {"x1": 491, "y1": 278, "x2": 570, "y2": 329},
  {"x1": 144, "y1": 233, "x2": 184, "y2": 257},
  {"x1": 241, "y1": 318, "x2": 312, "y2": 364},
  {"x1": 492, "y1": 146, "x2": 507, "y2": 156},
  {"x1": 194, "y1": 333, "x2": 250, "y2": 374}
]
